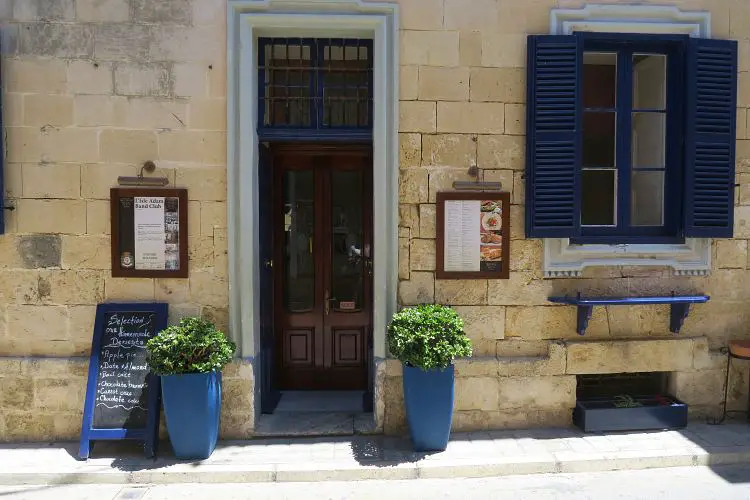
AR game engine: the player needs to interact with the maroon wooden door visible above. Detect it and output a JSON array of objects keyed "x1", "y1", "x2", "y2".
[{"x1": 273, "y1": 145, "x2": 372, "y2": 390}]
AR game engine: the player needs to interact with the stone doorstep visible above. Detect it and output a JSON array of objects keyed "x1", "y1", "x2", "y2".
[{"x1": 1, "y1": 423, "x2": 750, "y2": 485}]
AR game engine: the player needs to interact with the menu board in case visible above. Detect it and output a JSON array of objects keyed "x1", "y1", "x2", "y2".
[
  {"x1": 111, "y1": 188, "x2": 188, "y2": 278},
  {"x1": 436, "y1": 191, "x2": 510, "y2": 279}
]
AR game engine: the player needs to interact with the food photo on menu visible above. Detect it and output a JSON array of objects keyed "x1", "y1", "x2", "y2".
[{"x1": 479, "y1": 200, "x2": 503, "y2": 270}]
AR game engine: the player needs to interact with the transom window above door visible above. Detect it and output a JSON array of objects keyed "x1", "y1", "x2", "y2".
[
  {"x1": 258, "y1": 38, "x2": 373, "y2": 140},
  {"x1": 525, "y1": 32, "x2": 738, "y2": 244}
]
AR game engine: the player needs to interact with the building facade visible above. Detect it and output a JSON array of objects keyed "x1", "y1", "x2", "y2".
[{"x1": 1, "y1": 0, "x2": 749, "y2": 441}]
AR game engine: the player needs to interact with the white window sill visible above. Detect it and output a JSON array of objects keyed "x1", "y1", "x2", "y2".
[{"x1": 543, "y1": 238, "x2": 712, "y2": 277}]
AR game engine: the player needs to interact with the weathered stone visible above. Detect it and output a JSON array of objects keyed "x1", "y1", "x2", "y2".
[
  {"x1": 19, "y1": 23, "x2": 93, "y2": 58},
  {"x1": 444, "y1": 0, "x2": 498, "y2": 30},
  {"x1": 201, "y1": 201, "x2": 227, "y2": 235},
  {"x1": 716, "y1": 239, "x2": 747, "y2": 269},
  {"x1": 189, "y1": 270, "x2": 228, "y2": 308},
  {"x1": 454, "y1": 358, "x2": 498, "y2": 377},
  {"x1": 566, "y1": 338, "x2": 695, "y2": 375},
  {"x1": 427, "y1": 168, "x2": 474, "y2": 202},
  {"x1": 419, "y1": 204, "x2": 436, "y2": 239},
  {"x1": 93, "y1": 24, "x2": 150, "y2": 62},
  {"x1": 67, "y1": 60, "x2": 114, "y2": 95},
  {"x1": 435, "y1": 279, "x2": 487, "y2": 305},
  {"x1": 105, "y1": 277, "x2": 155, "y2": 300},
  {"x1": 34, "y1": 378, "x2": 85, "y2": 411},
  {"x1": 418, "y1": 67, "x2": 469, "y2": 101},
  {"x1": 606, "y1": 305, "x2": 671, "y2": 337},
  {"x1": 692, "y1": 337, "x2": 727, "y2": 371},
  {"x1": 437, "y1": 102, "x2": 505, "y2": 134},
  {"x1": 400, "y1": 65, "x2": 418, "y2": 101},
  {"x1": 176, "y1": 167, "x2": 227, "y2": 201},
  {"x1": 459, "y1": 31, "x2": 482, "y2": 67},
  {"x1": 100, "y1": 130, "x2": 158, "y2": 163},
  {"x1": 14, "y1": 0, "x2": 75, "y2": 21},
  {"x1": 398, "y1": 271, "x2": 434, "y2": 305},
  {"x1": 497, "y1": 376, "x2": 576, "y2": 410},
  {"x1": 132, "y1": 0, "x2": 192, "y2": 24},
  {"x1": 481, "y1": 34, "x2": 526, "y2": 68},
  {"x1": 399, "y1": 204, "x2": 419, "y2": 236},
  {"x1": 161, "y1": 132, "x2": 226, "y2": 164},
  {"x1": 189, "y1": 235, "x2": 215, "y2": 269},
  {"x1": 422, "y1": 134, "x2": 476, "y2": 167},
  {"x1": 69, "y1": 305, "x2": 96, "y2": 354},
  {"x1": 0, "y1": 377, "x2": 33, "y2": 408},
  {"x1": 399, "y1": 133, "x2": 421, "y2": 169},
  {"x1": 150, "y1": 26, "x2": 223, "y2": 62},
  {"x1": 509, "y1": 239, "x2": 541, "y2": 272},
  {"x1": 76, "y1": 0, "x2": 130, "y2": 22},
  {"x1": 18, "y1": 235, "x2": 61, "y2": 269},
  {"x1": 470, "y1": 68, "x2": 525, "y2": 103},
  {"x1": 453, "y1": 305, "x2": 505, "y2": 340},
  {"x1": 86, "y1": 200, "x2": 110, "y2": 235},
  {"x1": 399, "y1": 101, "x2": 436, "y2": 133},
  {"x1": 23, "y1": 94, "x2": 74, "y2": 128},
  {"x1": 482, "y1": 169, "x2": 514, "y2": 196},
  {"x1": 383, "y1": 376, "x2": 406, "y2": 435},
  {"x1": 45, "y1": 270, "x2": 104, "y2": 305},
  {"x1": 496, "y1": 339, "x2": 548, "y2": 357},
  {"x1": 453, "y1": 407, "x2": 571, "y2": 432},
  {"x1": 399, "y1": 168, "x2": 429, "y2": 204},
  {"x1": 398, "y1": 237, "x2": 409, "y2": 281},
  {"x1": 4, "y1": 412, "x2": 55, "y2": 441},
  {"x1": 410, "y1": 238, "x2": 435, "y2": 271},
  {"x1": 487, "y1": 272, "x2": 553, "y2": 306},
  {"x1": 669, "y1": 370, "x2": 725, "y2": 407},
  {"x1": 167, "y1": 303, "x2": 201, "y2": 326},
  {"x1": 505, "y1": 306, "x2": 593, "y2": 340},
  {"x1": 399, "y1": 0, "x2": 443, "y2": 30},
  {"x1": 497, "y1": 342, "x2": 567, "y2": 377},
  {"x1": 201, "y1": 306, "x2": 229, "y2": 335},
  {"x1": 22, "y1": 163, "x2": 80, "y2": 198},
  {"x1": 455, "y1": 376, "x2": 499, "y2": 411},
  {"x1": 115, "y1": 63, "x2": 171, "y2": 97},
  {"x1": 400, "y1": 30, "x2": 459, "y2": 67},
  {"x1": 5, "y1": 59, "x2": 67, "y2": 94},
  {"x1": 5, "y1": 305, "x2": 68, "y2": 355}
]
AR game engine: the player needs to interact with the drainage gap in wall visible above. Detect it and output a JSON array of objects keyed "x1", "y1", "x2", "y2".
[{"x1": 573, "y1": 372, "x2": 688, "y2": 433}]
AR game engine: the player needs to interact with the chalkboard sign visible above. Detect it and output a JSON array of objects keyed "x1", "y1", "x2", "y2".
[{"x1": 79, "y1": 303, "x2": 168, "y2": 460}]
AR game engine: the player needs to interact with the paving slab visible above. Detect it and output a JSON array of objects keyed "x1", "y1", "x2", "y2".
[{"x1": 1, "y1": 422, "x2": 749, "y2": 485}]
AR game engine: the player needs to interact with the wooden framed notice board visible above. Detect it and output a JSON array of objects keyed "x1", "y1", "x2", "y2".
[
  {"x1": 110, "y1": 188, "x2": 188, "y2": 278},
  {"x1": 436, "y1": 191, "x2": 510, "y2": 280},
  {"x1": 79, "y1": 302, "x2": 169, "y2": 460}
]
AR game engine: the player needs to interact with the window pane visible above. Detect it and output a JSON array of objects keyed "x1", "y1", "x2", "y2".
[
  {"x1": 631, "y1": 112, "x2": 666, "y2": 168},
  {"x1": 632, "y1": 54, "x2": 666, "y2": 110},
  {"x1": 263, "y1": 42, "x2": 312, "y2": 127},
  {"x1": 583, "y1": 112, "x2": 616, "y2": 167},
  {"x1": 581, "y1": 169, "x2": 616, "y2": 226},
  {"x1": 331, "y1": 170, "x2": 364, "y2": 312},
  {"x1": 283, "y1": 170, "x2": 315, "y2": 313},
  {"x1": 583, "y1": 52, "x2": 617, "y2": 108},
  {"x1": 631, "y1": 170, "x2": 664, "y2": 226}
]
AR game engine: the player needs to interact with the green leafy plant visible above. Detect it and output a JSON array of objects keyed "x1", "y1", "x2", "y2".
[
  {"x1": 613, "y1": 395, "x2": 643, "y2": 408},
  {"x1": 146, "y1": 317, "x2": 236, "y2": 375},
  {"x1": 387, "y1": 304, "x2": 472, "y2": 370}
]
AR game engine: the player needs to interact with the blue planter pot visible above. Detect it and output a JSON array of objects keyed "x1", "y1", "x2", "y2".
[
  {"x1": 161, "y1": 371, "x2": 222, "y2": 460},
  {"x1": 402, "y1": 364, "x2": 455, "y2": 451}
]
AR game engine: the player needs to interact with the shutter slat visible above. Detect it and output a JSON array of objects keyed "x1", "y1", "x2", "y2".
[
  {"x1": 684, "y1": 38, "x2": 738, "y2": 237},
  {"x1": 526, "y1": 35, "x2": 581, "y2": 238}
]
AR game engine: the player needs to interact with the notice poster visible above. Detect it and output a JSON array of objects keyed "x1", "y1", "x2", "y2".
[
  {"x1": 437, "y1": 192, "x2": 509, "y2": 279},
  {"x1": 111, "y1": 188, "x2": 188, "y2": 278}
]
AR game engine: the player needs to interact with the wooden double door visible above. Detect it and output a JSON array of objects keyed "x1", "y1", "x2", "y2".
[{"x1": 271, "y1": 145, "x2": 372, "y2": 390}]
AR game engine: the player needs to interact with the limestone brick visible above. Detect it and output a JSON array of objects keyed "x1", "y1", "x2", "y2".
[
  {"x1": 399, "y1": 168, "x2": 429, "y2": 204},
  {"x1": 398, "y1": 271, "x2": 434, "y2": 305},
  {"x1": 566, "y1": 338, "x2": 695, "y2": 375},
  {"x1": 444, "y1": 0, "x2": 498, "y2": 30},
  {"x1": 76, "y1": 0, "x2": 130, "y2": 22},
  {"x1": 20, "y1": 24, "x2": 92, "y2": 58},
  {"x1": 132, "y1": 0, "x2": 192, "y2": 24},
  {"x1": 123, "y1": 98, "x2": 188, "y2": 130},
  {"x1": 188, "y1": 201, "x2": 201, "y2": 237},
  {"x1": 14, "y1": 0, "x2": 75, "y2": 21},
  {"x1": 3, "y1": 412, "x2": 55, "y2": 441},
  {"x1": 67, "y1": 60, "x2": 114, "y2": 95},
  {"x1": 399, "y1": 133, "x2": 421, "y2": 169},
  {"x1": 200, "y1": 201, "x2": 227, "y2": 235},
  {"x1": 105, "y1": 278, "x2": 155, "y2": 300},
  {"x1": 739, "y1": 173, "x2": 750, "y2": 205},
  {"x1": 738, "y1": 140, "x2": 750, "y2": 171},
  {"x1": 189, "y1": 235, "x2": 215, "y2": 269},
  {"x1": 7, "y1": 127, "x2": 99, "y2": 163},
  {"x1": 74, "y1": 95, "x2": 125, "y2": 127},
  {"x1": 478, "y1": 135, "x2": 524, "y2": 173},
  {"x1": 383, "y1": 375, "x2": 406, "y2": 434},
  {"x1": 18, "y1": 235, "x2": 61, "y2": 269},
  {"x1": 453, "y1": 408, "x2": 571, "y2": 431},
  {"x1": 69, "y1": 305, "x2": 96, "y2": 353},
  {"x1": 455, "y1": 376, "x2": 499, "y2": 411},
  {"x1": 16, "y1": 199, "x2": 86, "y2": 234},
  {"x1": 61, "y1": 235, "x2": 111, "y2": 270},
  {"x1": 189, "y1": 98, "x2": 226, "y2": 130},
  {"x1": 497, "y1": 342, "x2": 567, "y2": 377},
  {"x1": 159, "y1": 131, "x2": 226, "y2": 164},
  {"x1": 399, "y1": 101, "x2": 436, "y2": 133},
  {"x1": 470, "y1": 68, "x2": 525, "y2": 104},
  {"x1": 482, "y1": 169, "x2": 514, "y2": 197},
  {"x1": 509, "y1": 235, "x2": 542, "y2": 272},
  {"x1": 193, "y1": 0, "x2": 226, "y2": 26},
  {"x1": 4, "y1": 93, "x2": 23, "y2": 127},
  {"x1": 214, "y1": 228, "x2": 228, "y2": 279},
  {"x1": 692, "y1": 337, "x2": 727, "y2": 371},
  {"x1": 419, "y1": 204, "x2": 436, "y2": 239},
  {"x1": 168, "y1": 303, "x2": 201, "y2": 326},
  {"x1": 400, "y1": 66, "x2": 418, "y2": 101},
  {"x1": 208, "y1": 60, "x2": 226, "y2": 98},
  {"x1": 438, "y1": 102, "x2": 504, "y2": 134},
  {"x1": 716, "y1": 239, "x2": 747, "y2": 269},
  {"x1": 409, "y1": 238, "x2": 435, "y2": 271},
  {"x1": 0, "y1": 235, "x2": 22, "y2": 269},
  {"x1": 81, "y1": 164, "x2": 135, "y2": 199},
  {"x1": 669, "y1": 370, "x2": 725, "y2": 407},
  {"x1": 703, "y1": 269, "x2": 750, "y2": 301},
  {"x1": 738, "y1": 108, "x2": 748, "y2": 140},
  {"x1": 3, "y1": 164, "x2": 21, "y2": 200},
  {"x1": 22, "y1": 164, "x2": 80, "y2": 199},
  {"x1": 487, "y1": 272, "x2": 553, "y2": 305},
  {"x1": 150, "y1": 26, "x2": 223, "y2": 62},
  {"x1": 0, "y1": 270, "x2": 46, "y2": 304},
  {"x1": 435, "y1": 279, "x2": 487, "y2": 305},
  {"x1": 174, "y1": 62, "x2": 208, "y2": 98},
  {"x1": 481, "y1": 34, "x2": 526, "y2": 68},
  {"x1": 86, "y1": 200, "x2": 110, "y2": 235},
  {"x1": 505, "y1": 306, "x2": 596, "y2": 340},
  {"x1": 454, "y1": 358, "x2": 498, "y2": 378},
  {"x1": 100, "y1": 130, "x2": 158, "y2": 163},
  {"x1": 5, "y1": 58, "x2": 67, "y2": 94},
  {"x1": 176, "y1": 166, "x2": 227, "y2": 201},
  {"x1": 189, "y1": 270, "x2": 228, "y2": 308},
  {"x1": 5, "y1": 305, "x2": 68, "y2": 355},
  {"x1": 45, "y1": 270, "x2": 105, "y2": 305},
  {"x1": 497, "y1": 376, "x2": 575, "y2": 410},
  {"x1": 94, "y1": 24, "x2": 150, "y2": 62},
  {"x1": 736, "y1": 206, "x2": 750, "y2": 238},
  {"x1": 459, "y1": 31, "x2": 482, "y2": 67},
  {"x1": 399, "y1": 0, "x2": 442, "y2": 30},
  {"x1": 418, "y1": 67, "x2": 469, "y2": 102},
  {"x1": 453, "y1": 305, "x2": 505, "y2": 340},
  {"x1": 34, "y1": 378, "x2": 85, "y2": 412},
  {"x1": 606, "y1": 305, "x2": 671, "y2": 337},
  {"x1": 0, "y1": 377, "x2": 33, "y2": 408},
  {"x1": 400, "y1": 30, "x2": 459, "y2": 67},
  {"x1": 399, "y1": 204, "x2": 419, "y2": 236},
  {"x1": 115, "y1": 63, "x2": 171, "y2": 97},
  {"x1": 398, "y1": 237, "x2": 409, "y2": 281},
  {"x1": 23, "y1": 94, "x2": 73, "y2": 127},
  {"x1": 422, "y1": 134, "x2": 476, "y2": 168},
  {"x1": 504, "y1": 104, "x2": 525, "y2": 136}
]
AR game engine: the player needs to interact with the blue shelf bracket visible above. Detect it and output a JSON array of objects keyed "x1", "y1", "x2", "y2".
[
  {"x1": 576, "y1": 304, "x2": 594, "y2": 336},
  {"x1": 548, "y1": 293, "x2": 709, "y2": 336}
]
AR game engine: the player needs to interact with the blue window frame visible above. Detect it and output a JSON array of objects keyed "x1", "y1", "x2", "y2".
[
  {"x1": 257, "y1": 37, "x2": 373, "y2": 142},
  {"x1": 525, "y1": 33, "x2": 738, "y2": 243}
]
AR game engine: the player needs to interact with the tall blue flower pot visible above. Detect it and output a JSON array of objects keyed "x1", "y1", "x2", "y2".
[
  {"x1": 402, "y1": 364, "x2": 455, "y2": 451},
  {"x1": 161, "y1": 371, "x2": 222, "y2": 460}
]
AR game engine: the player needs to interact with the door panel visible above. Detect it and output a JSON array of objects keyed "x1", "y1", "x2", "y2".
[{"x1": 273, "y1": 145, "x2": 371, "y2": 390}]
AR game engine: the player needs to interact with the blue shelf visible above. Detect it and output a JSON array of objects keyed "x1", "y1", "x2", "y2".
[{"x1": 548, "y1": 293, "x2": 709, "y2": 336}]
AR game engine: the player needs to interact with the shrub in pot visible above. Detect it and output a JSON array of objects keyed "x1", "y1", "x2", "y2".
[
  {"x1": 387, "y1": 304, "x2": 472, "y2": 451},
  {"x1": 146, "y1": 317, "x2": 236, "y2": 460}
]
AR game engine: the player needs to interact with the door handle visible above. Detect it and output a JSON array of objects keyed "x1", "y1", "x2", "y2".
[{"x1": 324, "y1": 290, "x2": 336, "y2": 315}]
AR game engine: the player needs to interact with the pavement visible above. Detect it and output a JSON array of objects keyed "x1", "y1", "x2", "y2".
[{"x1": 1, "y1": 421, "x2": 750, "y2": 485}]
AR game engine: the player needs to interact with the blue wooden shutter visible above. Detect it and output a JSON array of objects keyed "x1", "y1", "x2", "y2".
[
  {"x1": 683, "y1": 38, "x2": 738, "y2": 238},
  {"x1": 525, "y1": 35, "x2": 581, "y2": 238}
]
